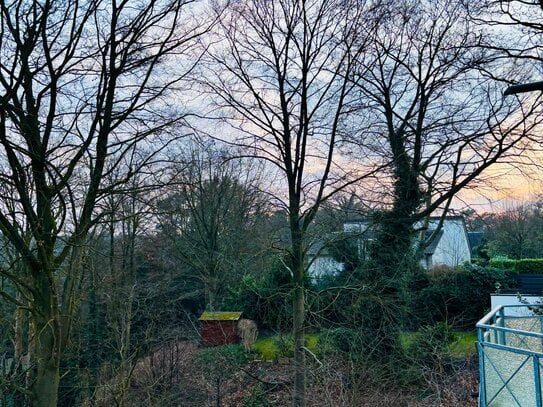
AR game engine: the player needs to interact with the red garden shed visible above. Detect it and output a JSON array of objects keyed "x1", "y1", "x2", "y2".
[{"x1": 198, "y1": 311, "x2": 242, "y2": 346}]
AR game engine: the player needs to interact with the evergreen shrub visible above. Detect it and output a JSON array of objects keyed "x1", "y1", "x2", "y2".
[
  {"x1": 489, "y1": 258, "x2": 543, "y2": 273},
  {"x1": 415, "y1": 264, "x2": 517, "y2": 327}
]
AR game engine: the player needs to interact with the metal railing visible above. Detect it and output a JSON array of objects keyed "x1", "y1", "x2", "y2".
[{"x1": 477, "y1": 304, "x2": 543, "y2": 407}]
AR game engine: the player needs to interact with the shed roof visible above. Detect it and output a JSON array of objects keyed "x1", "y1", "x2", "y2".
[{"x1": 199, "y1": 311, "x2": 242, "y2": 321}]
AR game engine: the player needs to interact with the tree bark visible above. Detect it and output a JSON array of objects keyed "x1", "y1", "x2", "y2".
[
  {"x1": 291, "y1": 222, "x2": 305, "y2": 407},
  {"x1": 31, "y1": 286, "x2": 61, "y2": 407},
  {"x1": 292, "y1": 276, "x2": 305, "y2": 407}
]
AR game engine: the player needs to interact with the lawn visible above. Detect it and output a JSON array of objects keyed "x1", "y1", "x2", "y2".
[
  {"x1": 255, "y1": 329, "x2": 477, "y2": 361},
  {"x1": 255, "y1": 333, "x2": 319, "y2": 361}
]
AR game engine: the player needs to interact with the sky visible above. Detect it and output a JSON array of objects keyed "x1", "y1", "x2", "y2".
[{"x1": 456, "y1": 157, "x2": 543, "y2": 213}]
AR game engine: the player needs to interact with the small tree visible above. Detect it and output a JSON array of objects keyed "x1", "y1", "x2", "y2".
[{"x1": 157, "y1": 145, "x2": 271, "y2": 310}]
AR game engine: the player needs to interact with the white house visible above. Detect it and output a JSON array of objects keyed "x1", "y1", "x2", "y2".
[
  {"x1": 307, "y1": 215, "x2": 472, "y2": 279},
  {"x1": 307, "y1": 236, "x2": 345, "y2": 282},
  {"x1": 418, "y1": 216, "x2": 472, "y2": 269}
]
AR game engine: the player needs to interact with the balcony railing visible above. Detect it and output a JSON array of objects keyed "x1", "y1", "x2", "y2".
[{"x1": 477, "y1": 304, "x2": 543, "y2": 407}]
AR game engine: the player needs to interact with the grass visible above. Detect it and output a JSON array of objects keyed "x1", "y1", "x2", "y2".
[
  {"x1": 254, "y1": 337, "x2": 277, "y2": 361},
  {"x1": 399, "y1": 330, "x2": 477, "y2": 358},
  {"x1": 255, "y1": 330, "x2": 477, "y2": 361},
  {"x1": 255, "y1": 333, "x2": 319, "y2": 361},
  {"x1": 449, "y1": 331, "x2": 477, "y2": 357}
]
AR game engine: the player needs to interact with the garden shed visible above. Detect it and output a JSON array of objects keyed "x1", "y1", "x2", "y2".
[{"x1": 199, "y1": 311, "x2": 242, "y2": 346}]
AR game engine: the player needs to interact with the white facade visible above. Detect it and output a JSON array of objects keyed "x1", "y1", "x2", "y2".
[
  {"x1": 343, "y1": 220, "x2": 371, "y2": 234},
  {"x1": 307, "y1": 256, "x2": 344, "y2": 282},
  {"x1": 420, "y1": 217, "x2": 472, "y2": 269}
]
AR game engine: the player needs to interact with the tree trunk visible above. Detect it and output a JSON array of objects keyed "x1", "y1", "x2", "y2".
[
  {"x1": 216, "y1": 377, "x2": 221, "y2": 407},
  {"x1": 29, "y1": 269, "x2": 62, "y2": 407},
  {"x1": 293, "y1": 278, "x2": 305, "y2": 407},
  {"x1": 291, "y1": 226, "x2": 305, "y2": 407},
  {"x1": 31, "y1": 313, "x2": 61, "y2": 407},
  {"x1": 13, "y1": 294, "x2": 27, "y2": 407}
]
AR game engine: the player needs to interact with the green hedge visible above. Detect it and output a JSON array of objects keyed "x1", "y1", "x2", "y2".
[
  {"x1": 413, "y1": 264, "x2": 517, "y2": 328},
  {"x1": 489, "y1": 258, "x2": 543, "y2": 274}
]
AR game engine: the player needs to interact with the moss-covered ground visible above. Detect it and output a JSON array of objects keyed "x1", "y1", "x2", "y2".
[{"x1": 256, "y1": 330, "x2": 476, "y2": 361}]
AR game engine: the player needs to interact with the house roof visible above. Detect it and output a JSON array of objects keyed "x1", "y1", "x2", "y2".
[
  {"x1": 344, "y1": 214, "x2": 367, "y2": 223},
  {"x1": 308, "y1": 238, "x2": 329, "y2": 256},
  {"x1": 468, "y1": 231, "x2": 484, "y2": 250},
  {"x1": 427, "y1": 215, "x2": 466, "y2": 221},
  {"x1": 199, "y1": 311, "x2": 242, "y2": 321},
  {"x1": 424, "y1": 229, "x2": 444, "y2": 255},
  {"x1": 308, "y1": 231, "x2": 356, "y2": 256}
]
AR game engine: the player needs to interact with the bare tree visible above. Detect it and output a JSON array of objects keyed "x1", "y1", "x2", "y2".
[
  {"x1": 157, "y1": 144, "x2": 271, "y2": 310},
  {"x1": 200, "y1": 1, "x2": 383, "y2": 405},
  {"x1": 349, "y1": 0, "x2": 541, "y2": 271},
  {"x1": 0, "y1": 1, "x2": 208, "y2": 405},
  {"x1": 470, "y1": 0, "x2": 543, "y2": 82},
  {"x1": 483, "y1": 203, "x2": 543, "y2": 259}
]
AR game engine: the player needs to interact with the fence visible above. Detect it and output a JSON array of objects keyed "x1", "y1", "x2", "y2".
[{"x1": 477, "y1": 304, "x2": 543, "y2": 406}]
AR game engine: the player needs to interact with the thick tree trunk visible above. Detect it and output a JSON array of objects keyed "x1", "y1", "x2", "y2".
[
  {"x1": 13, "y1": 295, "x2": 27, "y2": 407},
  {"x1": 31, "y1": 314, "x2": 61, "y2": 407},
  {"x1": 29, "y1": 269, "x2": 62, "y2": 407},
  {"x1": 364, "y1": 167, "x2": 423, "y2": 355},
  {"x1": 372, "y1": 159, "x2": 422, "y2": 277}
]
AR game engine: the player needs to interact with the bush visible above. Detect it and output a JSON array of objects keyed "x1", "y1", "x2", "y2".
[
  {"x1": 414, "y1": 264, "x2": 517, "y2": 328},
  {"x1": 409, "y1": 322, "x2": 457, "y2": 362},
  {"x1": 272, "y1": 335, "x2": 294, "y2": 358},
  {"x1": 488, "y1": 257, "x2": 517, "y2": 270},
  {"x1": 197, "y1": 344, "x2": 248, "y2": 374},
  {"x1": 397, "y1": 322, "x2": 458, "y2": 386},
  {"x1": 515, "y1": 259, "x2": 543, "y2": 273},
  {"x1": 489, "y1": 258, "x2": 543, "y2": 273},
  {"x1": 222, "y1": 258, "x2": 293, "y2": 331},
  {"x1": 197, "y1": 344, "x2": 248, "y2": 407}
]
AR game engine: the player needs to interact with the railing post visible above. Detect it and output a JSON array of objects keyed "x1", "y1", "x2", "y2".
[
  {"x1": 478, "y1": 328, "x2": 486, "y2": 407},
  {"x1": 540, "y1": 316, "x2": 543, "y2": 352},
  {"x1": 499, "y1": 307, "x2": 506, "y2": 345},
  {"x1": 534, "y1": 355, "x2": 542, "y2": 407}
]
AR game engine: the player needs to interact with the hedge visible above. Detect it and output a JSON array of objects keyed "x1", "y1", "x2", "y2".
[{"x1": 489, "y1": 258, "x2": 543, "y2": 274}]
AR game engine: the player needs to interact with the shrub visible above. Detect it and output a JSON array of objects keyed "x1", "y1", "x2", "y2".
[
  {"x1": 489, "y1": 257, "x2": 517, "y2": 270},
  {"x1": 411, "y1": 322, "x2": 457, "y2": 362},
  {"x1": 489, "y1": 258, "x2": 543, "y2": 273},
  {"x1": 222, "y1": 258, "x2": 293, "y2": 331},
  {"x1": 414, "y1": 264, "x2": 517, "y2": 328},
  {"x1": 197, "y1": 344, "x2": 248, "y2": 374},
  {"x1": 317, "y1": 327, "x2": 361, "y2": 356},
  {"x1": 272, "y1": 335, "x2": 294, "y2": 358},
  {"x1": 515, "y1": 259, "x2": 543, "y2": 273},
  {"x1": 397, "y1": 322, "x2": 459, "y2": 386},
  {"x1": 196, "y1": 344, "x2": 249, "y2": 406},
  {"x1": 316, "y1": 327, "x2": 390, "y2": 366}
]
